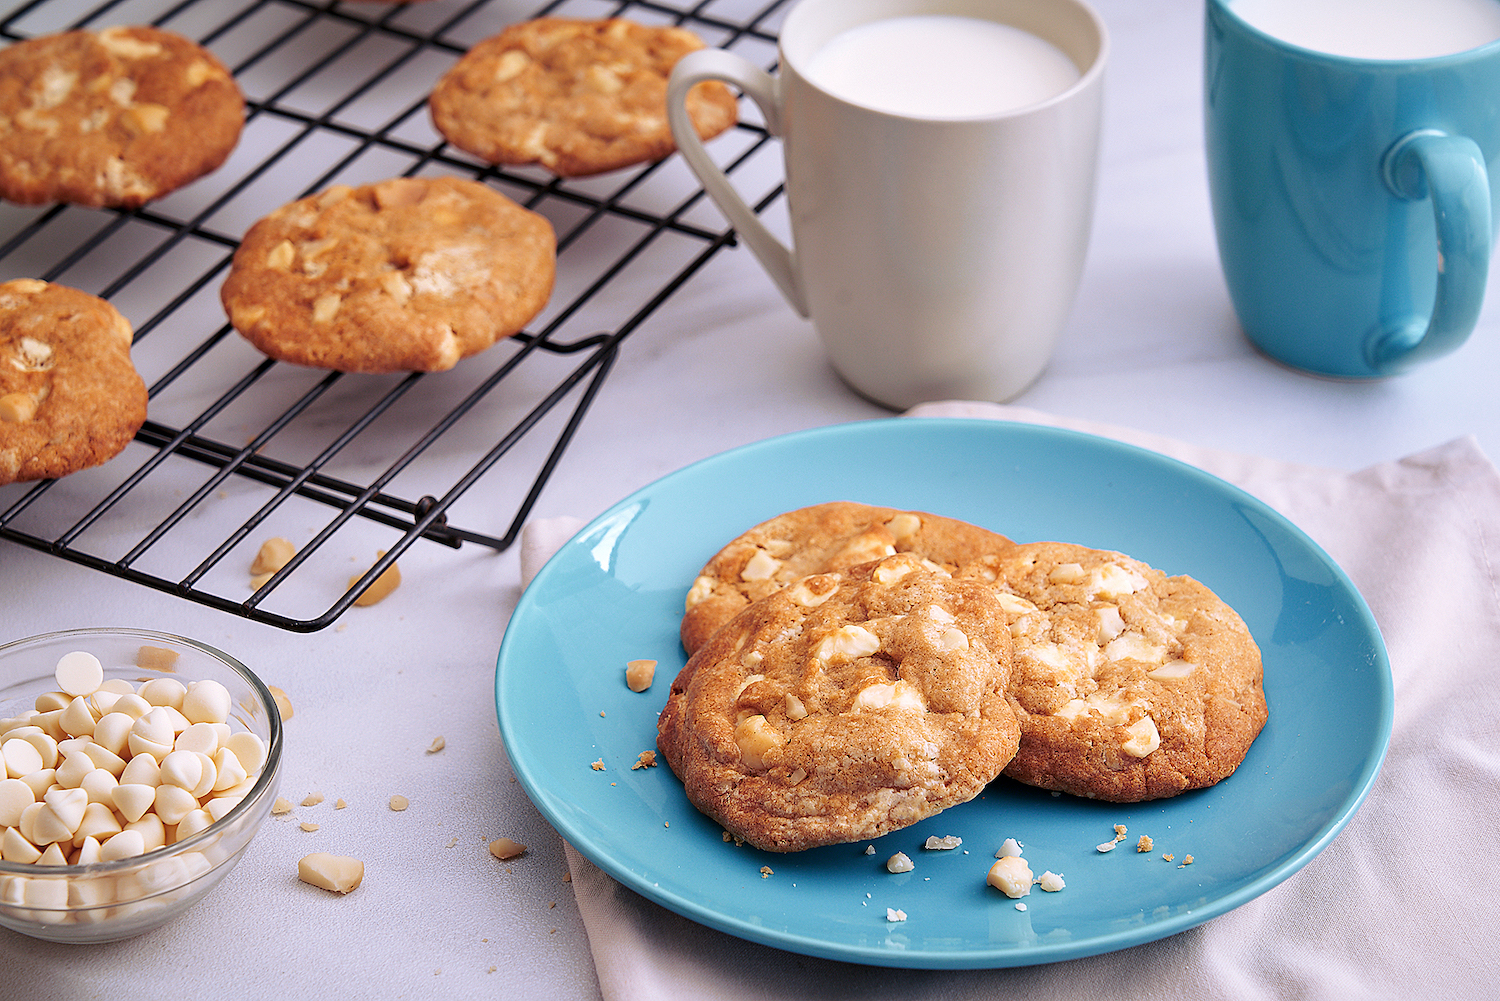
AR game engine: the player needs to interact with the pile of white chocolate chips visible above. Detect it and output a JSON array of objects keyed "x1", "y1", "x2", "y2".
[{"x1": 0, "y1": 647, "x2": 268, "y2": 904}]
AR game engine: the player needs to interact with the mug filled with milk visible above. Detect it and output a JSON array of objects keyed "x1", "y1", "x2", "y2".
[
  {"x1": 666, "y1": 0, "x2": 1108, "y2": 409},
  {"x1": 1205, "y1": 0, "x2": 1500, "y2": 378}
]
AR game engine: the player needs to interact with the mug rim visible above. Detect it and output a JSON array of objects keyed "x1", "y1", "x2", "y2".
[
  {"x1": 1208, "y1": 0, "x2": 1500, "y2": 67},
  {"x1": 777, "y1": 0, "x2": 1109, "y2": 123}
]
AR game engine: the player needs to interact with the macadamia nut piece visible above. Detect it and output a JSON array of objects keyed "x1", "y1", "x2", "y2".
[{"x1": 298, "y1": 852, "x2": 364, "y2": 893}]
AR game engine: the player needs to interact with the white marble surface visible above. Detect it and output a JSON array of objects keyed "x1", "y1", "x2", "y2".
[{"x1": 1, "y1": 0, "x2": 1496, "y2": 998}]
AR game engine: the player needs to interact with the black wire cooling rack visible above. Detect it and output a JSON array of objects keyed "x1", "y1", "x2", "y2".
[{"x1": 0, "y1": 0, "x2": 787, "y2": 631}]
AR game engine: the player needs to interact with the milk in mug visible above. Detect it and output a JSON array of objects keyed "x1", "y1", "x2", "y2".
[
  {"x1": 804, "y1": 15, "x2": 1080, "y2": 118},
  {"x1": 1230, "y1": 0, "x2": 1500, "y2": 60}
]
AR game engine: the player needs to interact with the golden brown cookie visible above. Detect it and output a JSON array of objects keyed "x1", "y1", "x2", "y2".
[
  {"x1": 0, "y1": 25, "x2": 243, "y2": 208},
  {"x1": 680, "y1": 501, "x2": 1014, "y2": 657},
  {"x1": 658, "y1": 553, "x2": 1021, "y2": 852},
  {"x1": 429, "y1": 17, "x2": 738, "y2": 177},
  {"x1": 964, "y1": 542, "x2": 1267, "y2": 802},
  {"x1": 0, "y1": 279, "x2": 147, "y2": 485},
  {"x1": 220, "y1": 176, "x2": 556, "y2": 373}
]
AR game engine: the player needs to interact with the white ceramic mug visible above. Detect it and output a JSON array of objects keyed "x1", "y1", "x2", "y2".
[{"x1": 666, "y1": 0, "x2": 1108, "y2": 409}]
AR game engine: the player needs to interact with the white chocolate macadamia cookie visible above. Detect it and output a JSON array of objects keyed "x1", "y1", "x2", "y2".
[
  {"x1": 680, "y1": 501, "x2": 1014, "y2": 657},
  {"x1": 964, "y1": 541, "x2": 1267, "y2": 802},
  {"x1": 657, "y1": 553, "x2": 1021, "y2": 852}
]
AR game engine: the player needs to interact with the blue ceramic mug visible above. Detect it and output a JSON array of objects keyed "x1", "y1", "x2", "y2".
[{"x1": 1204, "y1": 0, "x2": 1500, "y2": 377}]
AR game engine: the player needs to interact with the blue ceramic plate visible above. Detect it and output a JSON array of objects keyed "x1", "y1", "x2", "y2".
[{"x1": 495, "y1": 418, "x2": 1392, "y2": 968}]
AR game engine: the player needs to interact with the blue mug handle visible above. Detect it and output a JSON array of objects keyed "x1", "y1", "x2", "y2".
[{"x1": 1374, "y1": 129, "x2": 1491, "y2": 374}]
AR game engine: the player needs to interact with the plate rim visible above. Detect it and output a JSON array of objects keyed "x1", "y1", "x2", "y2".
[{"x1": 497, "y1": 416, "x2": 1394, "y2": 968}]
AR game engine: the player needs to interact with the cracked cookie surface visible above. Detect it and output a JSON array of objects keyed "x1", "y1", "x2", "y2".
[
  {"x1": 0, "y1": 25, "x2": 243, "y2": 208},
  {"x1": 0, "y1": 280, "x2": 147, "y2": 485},
  {"x1": 220, "y1": 176, "x2": 555, "y2": 373},
  {"x1": 680, "y1": 501, "x2": 1015, "y2": 657},
  {"x1": 658, "y1": 553, "x2": 1021, "y2": 852},
  {"x1": 429, "y1": 17, "x2": 737, "y2": 177},
  {"x1": 964, "y1": 541, "x2": 1267, "y2": 802}
]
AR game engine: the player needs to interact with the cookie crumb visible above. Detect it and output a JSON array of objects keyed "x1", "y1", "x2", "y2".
[
  {"x1": 591, "y1": 759, "x2": 605, "y2": 771},
  {"x1": 301, "y1": 792, "x2": 323, "y2": 807},
  {"x1": 631, "y1": 750, "x2": 657, "y2": 770},
  {"x1": 335, "y1": 798, "x2": 347, "y2": 810},
  {"x1": 389, "y1": 794, "x2": 410, "y2": 811},
  {"x1": 865, "y1": 845, "x2": 876, "y2": 855},
  {"x1": 299, "y1": 822, "x2": 319, "y2": 832},
  {"x1": 1163, "y1": 853, "x2": 1175, "y2": 862},
  {"x1": 1136, "y1": 834, "x2": 1154, "y2": 853},
  {"x1": 1179, "y1": 854, "x2": 1195, "y2": 868},
  {"x1": 760, "y1": 866, "x2": 773, "y2": 878},
  {"x1": 271, "y1": 796, "x2": 294, "y2": 816}
]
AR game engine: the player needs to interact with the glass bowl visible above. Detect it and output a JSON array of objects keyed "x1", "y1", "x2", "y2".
[{"x1": 0, "y1": 628, "x2": 283, "y2": 943}]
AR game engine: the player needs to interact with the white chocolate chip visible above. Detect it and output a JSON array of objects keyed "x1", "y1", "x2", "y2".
[
  {"x1": 182, "y1": 679, "x2": 231, "y2": 725},
  {"x1": 54, "y1": 651, "x2": 103, "y2": 698},
  {"x1": 885, "y1": 907, "x2": 907, "y2": 922},
  {"x1": 784, "y1": 575, "x2": 838, "y2": 608},
  {"x1": 1120, "y1": 716, "x2": 1161, "y2": 757},
  {"x1": 1089, "y1": 563, "x2": 1150, "y2": 599},
  {"x1": 995, "y1": 838, "x2": 1023, "y2": 858},
  {"x1": 1148, "y1": 659, "x2": 1198, "y2": 681},
  {"x1": 851, "y1": 680, "x2": 926, "y2": 713},
  {"x1": 886, "y1": 852, "x2": 914, "y2": 874},
  {"x1": 872, "y1": 556, "x2": 919, "y2": 584},
  {"x1": 1037, "y1": 871, "x2": 1066, "y2": 892},
  {"x1": 12, "y1": 336, "x2": 53, "y2": 372},
  {"x1": 732, "y1": 715, "x2": 781, "y2": 770},
  {"x1": 814, "y1": 624, "x2": 881, "y2": 662},
  {"x1": 684, "y1": 575, "x2": 714, "y2": 610},
  {"x1": 1095, "y1": 606, "x2": 1126, "y2": 643},
  {"x1": 739, "y1": 548, "x2": 780, "y2": 581},
  {"x1": 1047, "y1": 562, "x2": 1085, "y2": 584},
  {"x1": 1103, "y1": 632, "x2": 1167, "y2": 666}
]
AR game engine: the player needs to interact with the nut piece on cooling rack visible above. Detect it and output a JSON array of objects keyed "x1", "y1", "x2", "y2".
[
  {"x1": 220, "y1": 176, "x2": 556, "y2": 373},
  {"x1": 428, "y1": 17, "x2": 738, "y2": 177},
  {"x1": 0, "y1": 25, "x2": 244, "y2": 209},
  {"x1": 0, "y1": 279, "x2": 147, "y2": 486}
]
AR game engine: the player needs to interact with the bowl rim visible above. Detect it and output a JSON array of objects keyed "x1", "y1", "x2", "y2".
[{"x1": 0, "y1": 626, "x2": 284, "y2": 882}]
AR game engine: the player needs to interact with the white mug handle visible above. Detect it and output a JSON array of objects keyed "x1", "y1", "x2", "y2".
[{"x1": 666, "y1": 49, "x2": 808, "y2": 316}]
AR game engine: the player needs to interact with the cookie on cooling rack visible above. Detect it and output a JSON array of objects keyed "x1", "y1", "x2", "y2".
[
  {"x1": 428, "y1": 17, "x2": 738, "y2": 177},
  {"x1": 967, "y1": 541, "x2": 1267, "y2": 803},
  {"x1": 680, "y1": 501, "x2": 1015, "y2": 656},
  {"x1": 0, "y1": 25, "x2": 243, "y2": 208},
  {"x1": 220, "y1": 176, "x2": 556, "y2": 373},
  {"x1": 0, "y1": 279, "x2": 147, "y2": 485},
  {"x1": 658, "y1": 553, "x2": 1021, "y2": 852}
]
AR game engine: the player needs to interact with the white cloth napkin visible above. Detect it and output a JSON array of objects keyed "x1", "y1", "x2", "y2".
[{"x1": 522, "y1": 402, "x2": 1500, "y2": 1001}]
